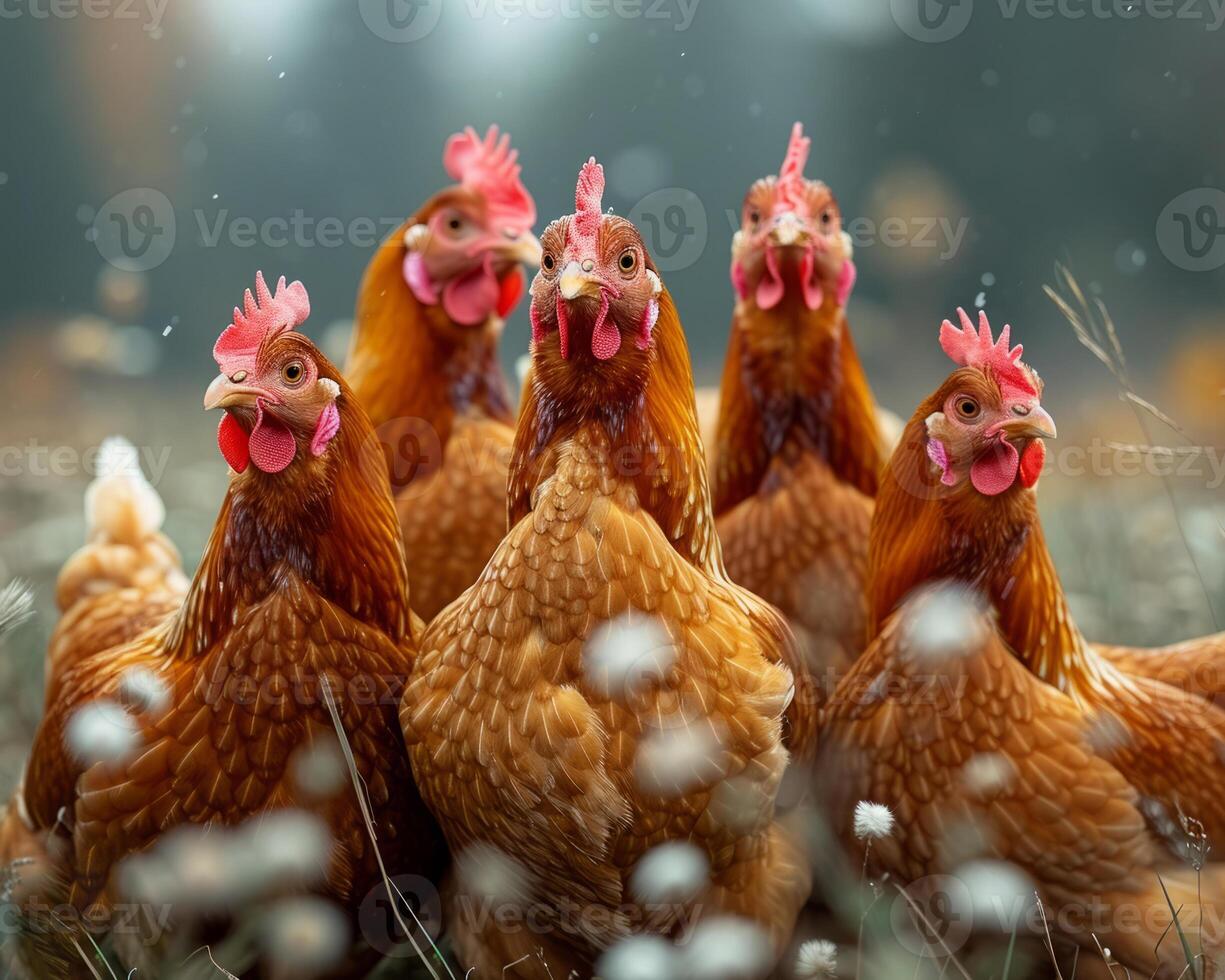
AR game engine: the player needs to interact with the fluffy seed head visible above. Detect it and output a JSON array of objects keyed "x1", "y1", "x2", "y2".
[
  {"x1": 117, "y1": 666, "x2": 170, "y2": 715},
  {"x1": 583, "y1": 615, "x2": 675, "y2": 702},
  {"x1": 0, "y1": 580, "x2": 33, "y2": 643},
  {"x1": 795, "y1": 939, "x2": 838, "y2": 979},
  {"x1": 262, "y1": 896, "x2": 350, "y2": 977},
  {"x1": 853, "y1": 801, "x2": 895, "y2": 841}
]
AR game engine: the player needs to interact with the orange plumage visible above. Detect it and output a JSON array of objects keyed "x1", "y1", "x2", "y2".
[
  {"x1": 7, "y1": 276, "x2": 445, "y2": 976},
  {"x1": 402, "y1": 161, "x2": 809, "y2": 978},
  {"x1": 822, "y1": 311, "x2": 1225, "y2": 977},
  {"x1": 711, "y1": 124, "x2": 886, "y2": 719},
  {"x1": 346, "y1": 126, "x2": 540, "y2": 622}
]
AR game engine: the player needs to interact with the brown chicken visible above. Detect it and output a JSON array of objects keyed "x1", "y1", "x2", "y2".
[
  {"x1": 346, "y1": 125, "x2": 541, "y2": 621},
  {"x1": 402, "y1": 159, "x2": 811, "y2": 979},
  {"x1": 711, "y1": 123, "x2": 885, "y2": 705},
  {"x1": 9, "y1": 273, "x2": 444, "y2": 976},
  {"x1": 821, "y1": 309, "x2": 1225, "y2": 977}
]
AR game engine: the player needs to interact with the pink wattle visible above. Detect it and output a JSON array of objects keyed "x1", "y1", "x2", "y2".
[
  {"x1": 798, "y1": 249, "x2": 824, "y2": 311},
  {"x1": 310, "y1": 402, "x2": 340, "y2": 457},
  {"x1": 442, "y1": 254, "x2": 500, "y2": 326},
  {"x1": 529, "y1": 303, "x2": 545, "y2": 347},
  {"x1": 590, "y1": 293, "x2": 620, "y2": 361},
  {"x1": 404, "y1": 252, "x2": 439, "y2": 306},
  {"x1": 836, "y1": 258, "x2": 857, "y2": 307},
  {"x1": 756, "y1": 247, "x2": 784, "y2": 310},
  {"x1": 555, "y1": 294, "x2": 571, "y2": 360},
  {"x1": 730, "y1": 259, "x2": 749, "y2": 300},
  {"x1": 1019, "y1": 439, "x2": 1046, "y2": 488},
  {"x1": 249, "y1": 401, "x2": 297, "y2": 474},
  {"x1": 217, "y1": 412, "x2": 250, "y2": 473},
  {"x1": 971, "y1": 438, "x2": 1020, "y2": 496},
  {"x1": 637, "y1": 298, "x2": 659, "y2": 351},
  {"x1": 926, "y1": 438, "x2": 957, "y2": 487}
]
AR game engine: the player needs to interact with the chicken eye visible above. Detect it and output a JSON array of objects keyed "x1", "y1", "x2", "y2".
[
  {"x1": 748, "y1": 210, "x2": 761, "y2": 227},
  {"x1": 282, "y1": 361, "x2": 305, "y2": 385},
  {"x1": 542, "y1": 253, "x2": 556, "y2": 272},
  {"x1": 820, "y1": 210, "x2": 832, "y2": 226},
  {"x1": 956, "y1": 397, "x2": 981, "y2": 420},
  {"x1": 619, "y1": 250, "x2": 637, "y2": 273}
]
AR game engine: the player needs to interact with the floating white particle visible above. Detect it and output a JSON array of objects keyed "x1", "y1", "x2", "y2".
[
  {"x1": 980, "y1": 271, "x2": 995, "y2": 286},
  {"x1": 635, "y1": 723, "x2": 728, "y2": 797},
  {"x1": 588, "y1": 31, "x2": 599, "y2": 43},
  {"x1": 596, "y1": 935, "x2": 677, "y2": 980},
  {"x1": 456, "y1": 843, "x2": 531, "y2": 907},
  {"x1": 902, "y1": 583, "x2": 989, "y2": 661},
  {"x1": 950, "y1": 859, "x2": 1035, "y2": 931},
  {"x1": 278, "y1": 71, "x2": 286, "y2": 80},
  {"x1": 119, "y1": 824, "x2": 243, "y2": 912},
  {"x1": 1085, "y1": 709, "x2": 1132, "y2": 755},
  {"x1": 118, "y1": 666, "x2": 170, "y2": 714},
  {"x1": 974, "y1": 291, "x2": 986, "y2": 309},
  {"x1": 584, "y1": 615, "x2": 675, "y2": 701},
  {"x1": 291, "y1": 738, "x2": 348, "y2": 798},
  {"x1": 65, "y1": 700, "x2": 140, "y2": 765},
  {"x1": 630, "y1": 841, "x2": 709, "y2": 904},
  {"x1": 853, "y1": 801, "x2": 894, "y2": 841},
  {"x1": 174, "y1": 56, "x2": 186, "y2": 69},
  {"x1": 239, "y1": 810, "x2": 333, "y2": 890},
  {"x1": 961, "y1": 752, "x2": 1014, "y2": 796},
  {"x1": 0, "y1": 173, "x2": 8, "y2": 187},
  {"x1": 262, "y1": 896, "x2": 350, "y2": 976},
  {"x1": 795, "y1": 939, "x2": 838, "y2": 979},
  {"x1": 680, "y1": 916, "x2": 771, "y2": 980}
]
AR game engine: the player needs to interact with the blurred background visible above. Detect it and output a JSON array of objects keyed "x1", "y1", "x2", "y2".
[{"x1": 1, "y1": 0, "x2": 1224, "y2": 791}]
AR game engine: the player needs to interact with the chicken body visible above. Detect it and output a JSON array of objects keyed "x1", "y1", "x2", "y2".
[
  {"x1": 10, "y1": 277, "x2": 445, "y2": 976},
  {"x1": 822, "y1": 312, "x2": 1225, "y2": 977},
  {"x1": 346, "y1": 126, "x2": 539, "y2": 622},
  {"x1": 403, "y1": 163, "x2": 809, "y2": 978},
  {"x1": 47, "y1": 437, "x2": 187, "y2": 699},
  {"x1": 712, "y1": 125, "x2": 884, "y2": 712}
]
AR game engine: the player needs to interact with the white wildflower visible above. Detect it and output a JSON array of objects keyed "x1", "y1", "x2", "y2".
[
  {"x1": 853, "y1": 801, "x2": 894, "y2": 841},
  {"x1": 679, "y1": 915, "x2": 772, "y2": 980},
  {"x1": 902, "y1": 583, "x2": 988, "y2": 661},
  {"x1": 629, "y1": 841, "x2": 709, "y2": 904},
  {"x1": 635, "y1": 722, "x2": 729, "y2": 797},
  {"x1": 583, "y1": 615, "x2": 675, "y2": 702},
  {"x1": 795, "y1": 938, "x2": 838, "y2": 979},
  {"x1": 65, "y1": 700, "x2": 140, "y2": 766},
  {"x1": 0, "y1": 580, "x2": 33, "y2": 642},
  {"x1": 262, "y1": 896, "x2": 350, "y2": 977},
  {"x1": 117, "y1": 666, "x2": 170, "y2": 714},
  {"x1": 596, "y1": 935, "x2": 677, "y2": 980}
]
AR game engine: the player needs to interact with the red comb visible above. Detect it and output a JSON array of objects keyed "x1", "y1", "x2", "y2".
[
  {"x1": 571, "y1": 156, "x2": 605, "y2": 250},
  {"x1": 443, "y1": 125, "x2": 537, "y2": 233},
  {"x1": 213, "y1": 272, "x2": 311, "y2": 373},
  {"x1": 776, "y1": 122, "x2": 811, "y2": 211},
  {"x1": 939, "y1": 308, "x2": 1037, "y2": 397}
]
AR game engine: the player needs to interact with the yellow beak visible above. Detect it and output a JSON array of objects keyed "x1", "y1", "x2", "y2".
[{"x1": 559, "y1": 261, "x2": 603, "y2": 301}]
